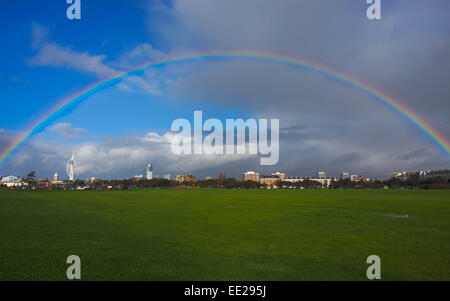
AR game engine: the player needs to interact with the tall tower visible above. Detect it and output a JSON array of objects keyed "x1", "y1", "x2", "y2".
[
  {"x1": 53, "y1": 172, "x2": 59, "y2": 181},
  {"x1": 66, "y1": 149, "x2": 75, "y2": 181},
  {"x1": 146, "y1": 163, "x2": 153, "y2": 180}
]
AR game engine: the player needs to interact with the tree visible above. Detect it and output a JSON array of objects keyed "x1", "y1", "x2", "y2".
[
  {"x1": 241, "y1": 180, "x2": 260, "y2": 189},
  {"x1": 222, "y1": 177, "x2": 241, "y2": 189},
  {"x1": 25, "y1": 171, "x2": 36, "y2": 186},
  {"x1": 197, "y1": 179, "x2": 218, "y2": 188},
  {"x1": 26, "y1": 171, "x2": 35, "y2": 180},
  {"x1": 217, "y1": 173, "x2": 226, "y2": 188},
  {"x1": 74, "y1": 179, "x2": 84, "y2": 187},
  {"x1": 278, "y1": 181, "x2": 293, "y2": 189}
]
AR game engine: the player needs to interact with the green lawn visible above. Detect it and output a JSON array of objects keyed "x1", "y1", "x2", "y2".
[{"x1": 0, "y1": 189, "x2": 449, "y2": 280}]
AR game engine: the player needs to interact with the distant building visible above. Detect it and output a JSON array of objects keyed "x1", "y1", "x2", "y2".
[
  {"x1": 310, "y1": 177, "x2": 336, "y2": 187},
  {"x1": 175, "y1": 174, "x2": 197, "y2": 183},
  {"x1": 241, "y1": 171, "x2": 260, "y2": 182},
  {"x1": 36, "y1": 180, "x2": 51, "y2": 189},
  {"x1": 163, "y1": 174, "x2": 171, "y2": 180},
  {"x1": 420, "y1": 169, "x2": 450, "y2": 180},
  {"x1": 317, "y1": 171, "x2": 326, "y2": 179},
  {"x1": 260, "y1": 176, "x2": 281, "y2": 188},
  {"x1": 271, "y1": 172, "x2": 286, "y2": 180},
  {"x1": 205, "y1": 176, "x2": 212, "y2": 180},
  {"x1": 350, "y1": 174, "x2": 359, "y2": 182},
  {"x1": 146, "y1": 164, "x2": 153, "y2": 180},
  {"x1": 66, "y1": 149, "x2": 75, "y2": 181},
  {"x1": 392, "y1": 169, "x2": 450, "y2": 181},
  {"x1": 354, "y1": 175, "x2": 366, "y2": 182},
  {"x1": 284, "y1": 177, "x2": 304, "y2": 183},
  {"x1": 260, "y1": 172, "x2": 285, "y2": 187},
  {"x1": 1, "y1": 175, "x2": 27, "y2": 188},
  {"x1": 341, "y1": 172, "x2": 350, "y2": 180},
  {"x1": 1, "y1": 175, "x2": 21, "y2": 183},
  {"x1": 391, "y1": 171, "x2": 409, "y2": 181},
  {"x1": 51, "y1": 172, "x2": 63, "y2": 185},
  {"x1": 134, "y1": 175, "x2": 143, "y2": 181}
]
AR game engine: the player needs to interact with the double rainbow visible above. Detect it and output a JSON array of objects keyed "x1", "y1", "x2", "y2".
[{"x1": 1, "y1": 50, "x2": 449, "y2": 165}]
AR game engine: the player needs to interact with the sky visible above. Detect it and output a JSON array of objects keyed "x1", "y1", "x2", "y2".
[{"x1": 0, "y1": 0, "x2": 449, "y2": 180}]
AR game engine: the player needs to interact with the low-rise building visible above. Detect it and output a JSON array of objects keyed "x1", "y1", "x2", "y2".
[
  {"x1": 271, "y1": 172, "x2": 286, "y2": 180},
  {"x1": 241, "y1": 171, "x2": 260, "y2": 182},
  {"x1": 175, "y1": 174, "x2": 197, "y2": 183},
  {"x1": 1, "y1": 175, "x2": 21, "y2": 183},
  {"x1": 284, "y1": 177, "x2": 304, "y2": 183},
  {"x1": 1, "y1": 175, "x2": 28, "y2": 188},
  {"x1": 317, "y1": 171, "x2": 326, "y2": 179},
  {"x1": 420, "y1": 169, "x2": 450, "y2": 180},
  {"x1": 350, "y1": 174, "x2": 359, "y2": 182},
  {"x1": 260, "y1": 176, "x2": 281, "y2": 188},
  {"x1": 309, "y1": 177, "x2": 336, "y2": 187}
]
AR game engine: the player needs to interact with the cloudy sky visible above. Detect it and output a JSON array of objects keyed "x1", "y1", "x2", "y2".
[{"x1": 0, "y1": 0, "x2": 449, "y2": 180}]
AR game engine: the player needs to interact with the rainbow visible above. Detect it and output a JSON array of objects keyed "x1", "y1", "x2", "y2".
[{"x1": 1, "y1": 50, "x2": 449, "y2": 165}]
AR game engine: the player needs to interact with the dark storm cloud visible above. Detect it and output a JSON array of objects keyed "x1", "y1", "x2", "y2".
[{"x1": 146, "y1": 0, "x2": 450, "y2": 177}]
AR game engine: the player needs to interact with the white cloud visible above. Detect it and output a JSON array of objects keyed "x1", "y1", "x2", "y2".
[
  {"x1": 113, "y1": 43, "x2": 169, "y2": 95},
  {"x1": 115, "y1": 43, "x2": 165, "y2": 69},
  {"x1": 28, "y1": 24, "x2": 167, "y2": 95},
  {"x1": 28, "y1": 23, "x2": 118, "y2": 79},
  {"x1": 50, "y1": 123, "x2": 87, "y2": 139},
  {"x1": 28, "y1": 43, "x2": 118, "y2": 78}
]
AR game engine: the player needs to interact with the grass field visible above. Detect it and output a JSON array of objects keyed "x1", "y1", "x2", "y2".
[{"x1": 0, "y1": 189, "x2": 449, "y2": 280}]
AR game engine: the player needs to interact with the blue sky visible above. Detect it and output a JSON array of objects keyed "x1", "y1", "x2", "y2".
[
  {"x1": 0, "y1": 1, "x2": 244, "y2": 134},
  {"x1": 0, "y1": 1, "x2": 449, "y2": 179}
]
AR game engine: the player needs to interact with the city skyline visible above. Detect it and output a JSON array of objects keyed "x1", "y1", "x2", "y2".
[
  {"x1": 3, "y1": 165, "x2": 449, "y2": 191},
  {"x1": 2, "y1": 157, "x2": 448, "y2": 182}
]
